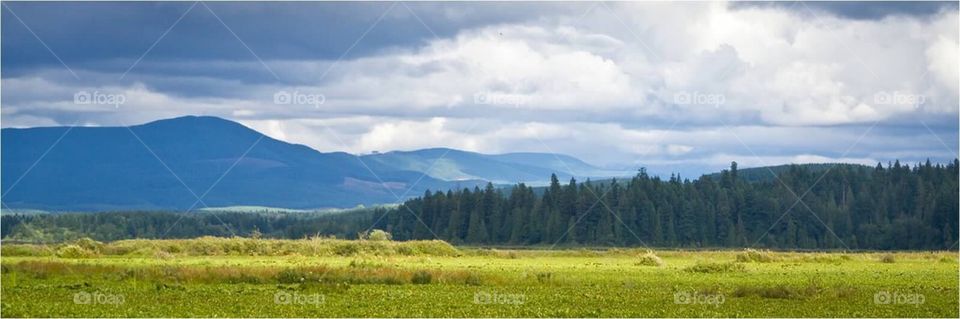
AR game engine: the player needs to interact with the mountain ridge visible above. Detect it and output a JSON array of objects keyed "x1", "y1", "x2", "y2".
[{"x1": 1, "y1": 116, "x2": 621, "y2": 211}]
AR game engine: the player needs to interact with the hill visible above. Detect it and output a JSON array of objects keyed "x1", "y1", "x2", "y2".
[
  {"x1": 1, "y1": 116, "x2": 618, "y2": 211},
  {"x1": 361, "y1": 148, "x2": 624, "y2": 185}
]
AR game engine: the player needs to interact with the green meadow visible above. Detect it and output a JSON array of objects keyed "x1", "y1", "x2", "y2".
[{"x1": 1, "y1": 237, "x2": 956, "y2": 317}]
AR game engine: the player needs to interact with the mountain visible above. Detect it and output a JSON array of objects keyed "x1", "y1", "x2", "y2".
[
  {"x1": 1, "y1": 116, "x2": 619, "y2": 211},
  {"x1": 1, "y1": 116, "x2": 456, "y2": 210},
  {"x1": 361, "y1": 148, "x2": 624, "y2": 185}
]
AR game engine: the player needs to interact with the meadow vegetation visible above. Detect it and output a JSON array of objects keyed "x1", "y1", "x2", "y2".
[{"x1": 1, "y1": 237, "x2": 957, "y2": 317}]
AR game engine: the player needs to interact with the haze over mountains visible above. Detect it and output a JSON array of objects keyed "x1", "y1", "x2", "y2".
[{"x1": 1, "y1": 116, "x2": 625, "y2": 211}]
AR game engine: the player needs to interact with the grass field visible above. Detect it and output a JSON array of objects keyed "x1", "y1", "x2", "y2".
[{"x1": 1, "y1": 237, "x2": 957, "y2": 317}]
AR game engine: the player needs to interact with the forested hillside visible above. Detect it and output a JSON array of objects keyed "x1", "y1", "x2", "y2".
[
  {"x1": 3, "y1": 160, "x2": 957, "y2": 250},
  {"x1": 377, "y1": 160, "x2": 959, "y2": 249}
]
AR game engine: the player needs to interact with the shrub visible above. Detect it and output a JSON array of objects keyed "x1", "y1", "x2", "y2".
[
  {"x1": 879, "y1": 254, "x2": 896, "y2": 263},
  {"x1": 56, "y1": 245, "x2": 95, "y2": 258},
  {"x1": 635, "y1": 251, "x2": 664, "y2": 267},
  {"x1": 736, "y1": 249, "x2": 779, "y2": 263},
  {"x1": 685, "y1": 261, "x2": 745, "y2": 273},
  {"x1": 411, "y1": 270, "x2": 432, "y2": 284},
  {"x1": 364, "y1": 229, "x2": 392, "y2": 241}
]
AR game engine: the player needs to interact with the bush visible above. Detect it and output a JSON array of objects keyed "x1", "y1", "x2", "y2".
[
  {"x1": 685, "y1": 261, "x2": 745, "y2": 273},
  {"x1": 736, "y1": 249, "x2": 779, "y2": 263},
  {"x1": 364, "y1": 229, "x2": 392, "y2": 241},
  {"x1": 635, "y1": 251, "x2": 664, "y2": 267},
  {"x1": 411, "y1": 270, "x2": 432, "y2": 284},
  {"x1": 56, "y1": 245, "x2": 95, "y2": 258},
  {"x1": 879, "y1": 254, "x2": 896, "y2": 263}
]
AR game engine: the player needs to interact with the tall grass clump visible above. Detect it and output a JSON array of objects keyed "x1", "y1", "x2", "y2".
[
  {"x1": 736, "y1": 249, "x2": 779, "y2": 263},
  {"x1": 879, "y1": 253, "x2": 896, "y2": 263},
  {"x1": 55, "y1": 245, "x2": 96, "y2": 258},
  {"x1": 73, "y1": 237, "x2": 104, "y2": 251},
  {"x1": 635, "y1": 251, "x2": 664, "y2": 267}
]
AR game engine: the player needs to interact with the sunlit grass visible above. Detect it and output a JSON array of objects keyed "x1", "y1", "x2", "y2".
[{"x1": 1, "y1": 239, "x2": 957, "y2": 317}]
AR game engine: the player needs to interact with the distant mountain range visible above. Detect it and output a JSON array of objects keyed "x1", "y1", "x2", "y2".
[
  {"x1": 362, "y1": 148, "x2": 618, "y2": 184},
  {"x1": 1, "y1": 116, "x2": 625, "y2": 211}
]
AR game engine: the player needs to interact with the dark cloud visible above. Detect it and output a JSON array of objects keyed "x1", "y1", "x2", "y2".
[
  {"x1": 731, "y1": 1, "x2": 958, "y2": 20},
  {"x1": 1, "y1": 1, "x2": 585, "y2": 75}
]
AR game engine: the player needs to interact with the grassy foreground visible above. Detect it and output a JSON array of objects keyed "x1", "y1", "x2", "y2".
[{"x1": 1, "y1": 237, "x2": 957, "y2": 317}]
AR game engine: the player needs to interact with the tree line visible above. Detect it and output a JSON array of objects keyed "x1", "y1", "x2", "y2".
[
  {"x1": 0, "y1": 210, "x2": 381, "y2": 242},
  {"x1": 374, "y1": 160, "x2": 958, "y2": 250},
  {"x1": 3, "y1": 160, "x2": 957, "y2": 250}
]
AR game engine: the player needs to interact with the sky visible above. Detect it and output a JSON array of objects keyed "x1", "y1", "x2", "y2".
[{"x1": 2, "y1": 1, "x2": 958, "y2": 176}]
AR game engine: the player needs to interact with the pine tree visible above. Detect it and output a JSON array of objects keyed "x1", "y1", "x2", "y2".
[{"x1": 465, "y1": 204, "x2": 488, "y2": 243}]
